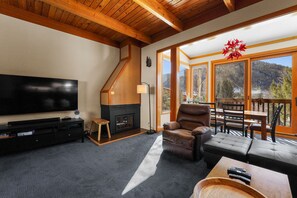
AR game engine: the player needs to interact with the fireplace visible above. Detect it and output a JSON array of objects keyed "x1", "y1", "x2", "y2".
[
  {"x1": 101, "y1": 104, "x2": 140, "y2": 134},
  {"x1": 116, "y1": 114, "x2": 134, "y2": 132}
]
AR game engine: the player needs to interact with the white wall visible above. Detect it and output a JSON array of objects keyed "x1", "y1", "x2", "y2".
[
  {"x1": 0, "y1": 14, "x2": 119, "y2": 128},
  {"x1": 141, "y1": 0, "x2": 297, "y2": 129}
]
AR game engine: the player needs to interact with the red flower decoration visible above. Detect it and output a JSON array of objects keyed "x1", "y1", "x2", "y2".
[{"x1": 222, "y1": 39, "x2": 246, "y2": 60}]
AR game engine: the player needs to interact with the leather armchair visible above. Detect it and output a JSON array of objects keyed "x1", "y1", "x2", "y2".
[{"x1": 162, "y1": 104, "x2": 212, "y2": 160}]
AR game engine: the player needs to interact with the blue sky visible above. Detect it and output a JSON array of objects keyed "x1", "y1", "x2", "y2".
[
  {"x1": 260, "y1": 56, "x2": 292, "y2": 67},
  {"x1": 163, "y1": 60, "x2": 171, "y2": 74}
]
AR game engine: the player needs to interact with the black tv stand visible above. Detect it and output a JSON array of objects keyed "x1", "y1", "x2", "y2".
[{"x1": 0, "y1": 118, "x2": 84, "y2": 155}]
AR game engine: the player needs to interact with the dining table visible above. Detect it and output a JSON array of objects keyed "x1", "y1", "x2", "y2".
[{"x1": 216, "y1": 109, "x2": 268, "y2": 140}]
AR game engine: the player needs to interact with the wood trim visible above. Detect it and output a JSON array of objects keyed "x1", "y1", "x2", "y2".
[
  {"x1": 180, "y1": 61, "x2": 189, "y2": 66},
  {"x1": 0, "y1": 3, "x2": 119, "y2": 48},
  {"x1": 244, "y1": 59, "x2": 249, "y2": 110},
  {"x1": 223, "y1": 0, "x2": 235, "y2": 12},
  {"x1": 170, "y1": 47, "x2": 178, "y2": 121},
  {"x1": 246, "y1": 58, "x2": 252, "y2": 110},
  {"x1": 180, "y1": 49, "x2": 191, "y2": 60},
  {"x1": 40, "y1": 0, "x2": 152, "y2": 44},
  {"x1": 248, "y1": 36, "x2": 297, "y2": 49},
  {"x1": 250, "y1": 52, "x2": 294, "y2": 62},
  {"x1": 191, "y1": 52, "x2": 222, "y2": 60},
  {"x1": 156, "y1": 5, "x2": 297, "y2": 53},
  {"x1": 156, "y1": 52, "x2": 163, "y2": 130},
  {"x1": 133, "y1": 0, "x2": 183, "y2": 32},
  {"x1": 190, "y1": 36, "x2": 297, "y2": 60},
  {"x1": 290, "y1": 52, "x2": 297, "y2": 134},
  {"x1": 210, "y1": 63, "x2": 215, "y2": 102},
  {"x1": 190, "y1": 61, "x2": 209, "y2": 67}
]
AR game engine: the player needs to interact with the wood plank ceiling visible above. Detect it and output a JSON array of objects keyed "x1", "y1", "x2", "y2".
[{"x1": 0, "y1": 0, "x2": 262, "y2": 48}]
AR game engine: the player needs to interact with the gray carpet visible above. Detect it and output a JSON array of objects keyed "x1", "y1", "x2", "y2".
[
  {"x1": 1, "y1": 131, "x2": 296, "y2": 198},
  {"x1": 0, "y1": 134, "x2": 209, "y2": 198}
]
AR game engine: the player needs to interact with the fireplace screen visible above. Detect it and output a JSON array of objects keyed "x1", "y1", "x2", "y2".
[{"x1": 116, "y1": 114, "x2": 134, "y2": 132}]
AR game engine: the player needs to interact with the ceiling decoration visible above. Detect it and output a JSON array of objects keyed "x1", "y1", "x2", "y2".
[
  {"x1": 0, "y1": 0, "x2": 262, "y2": 47},
  {"x1": 222, "y1": 39, "x2": 246, "y2": 60}
]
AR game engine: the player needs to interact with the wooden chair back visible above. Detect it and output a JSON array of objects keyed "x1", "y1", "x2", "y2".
[
  {"x1": 222, "y1": 103, "x2": 245, "y2": 133},
  {"x1": 270, "y1": 105, "x2": 283, "y2": 142}
]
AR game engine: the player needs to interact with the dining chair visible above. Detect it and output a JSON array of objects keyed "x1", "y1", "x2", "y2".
[
  {"x1": 199, "y1": 102, "x2": 223, "y2": 134},
  {"x1": 223, "y1": 103, "x2": 248, "y2": 137},
  {"x1": 250, "y1": 105, "x2": 283, "y2": 142}
]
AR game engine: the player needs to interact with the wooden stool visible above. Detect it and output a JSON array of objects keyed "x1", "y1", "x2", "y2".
[{"x1": 89, "y1": 118, "x2": 111, "y2": 141}]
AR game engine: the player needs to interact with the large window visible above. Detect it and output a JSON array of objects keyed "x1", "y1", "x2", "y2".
[
  {"x1": 162, "y1": 58, "x2": 171, "y2": 112},
  {"x1": 251, "y1": 55, "x2": 292, "y2": 126},
  {"x1": 192, "y1": 64, "x2": 207, "y2": 103},
  {"x1": 179, "y1": 64, "x2": 189, "y2": 104},
  {"x1": 215, "y1": 61, "x2": 245, "y2": 107}
]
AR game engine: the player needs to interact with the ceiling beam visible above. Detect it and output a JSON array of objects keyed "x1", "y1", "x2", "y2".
[
  {"x1": 133, "y1": 0, "x2": 183, "y2": 32},
  {"x1": 0, "y1": 3, "x2": 120, "y2": 48},
  {"x1": 223, "y1": 0, "x2": 235, "y2": 12},
  {"x1": 40, "y1": 0, "x2": 152, "y2": 44}
]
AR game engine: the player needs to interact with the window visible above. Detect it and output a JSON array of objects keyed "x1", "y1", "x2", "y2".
[
  {"x1": 251, "y1": 55, "x2": 292, "y2": 127},
  {"x1": 179, "y1": 64, "x2": 189, "y2": 104},
  {"x1": 162, "y1": 58, "x2": 171, "y2": 112},
  {"x1": 192, "y1": 64, "x2": 207, "y2": 103},
  {"x1": 215, "y1": 61, "x2": 245, "y2": 107}
]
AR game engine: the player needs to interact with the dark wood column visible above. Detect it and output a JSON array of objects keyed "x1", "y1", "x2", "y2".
[{"x1": 170, "y1": 47, "x2": 179, "y2": 121}]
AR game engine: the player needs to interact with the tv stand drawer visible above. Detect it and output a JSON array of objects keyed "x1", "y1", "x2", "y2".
[{"x1": 17, "y1": 134, "x2": 55, "y2": 150}]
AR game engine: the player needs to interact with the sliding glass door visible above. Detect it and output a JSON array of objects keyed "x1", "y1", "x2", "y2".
[
  {"x1": 251, "y1": 55, "x2": 294, "y2": 131},
  {"x1": 214, "y1": 61, "x2": 247, "y2": 108},
  {"x1": 212, "y1": 52, "x2": 296, "y2": 134}
]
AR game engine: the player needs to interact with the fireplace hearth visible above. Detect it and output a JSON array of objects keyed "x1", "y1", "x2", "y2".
[{"x1": 101, "y1": 104, "x2": 140, "y2": 134}]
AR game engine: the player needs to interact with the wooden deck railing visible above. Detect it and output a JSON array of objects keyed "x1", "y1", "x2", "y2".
[{"x1": 216, "y1": 98, "x2": 292, "y2": 127}]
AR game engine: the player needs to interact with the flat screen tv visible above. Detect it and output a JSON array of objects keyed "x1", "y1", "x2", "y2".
[{"x1": 0, "y1": 74, "x2": 78, "y2": 115}]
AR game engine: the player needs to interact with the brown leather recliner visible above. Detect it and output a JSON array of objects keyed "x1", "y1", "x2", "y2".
[{"x1": 162, "y1": 104, "x2": 212, "y2": 160}]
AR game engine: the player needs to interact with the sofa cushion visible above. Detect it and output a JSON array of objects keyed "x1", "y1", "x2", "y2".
[
  {"x1": 204, "y1": 133, "x2": 252, "y2": 161},
  {"x1": 163, "y1": 129, "x2": 194, "y2": 150},
  {"x1": 248, "y1": 139, "x2": 297, "y2": 175}
]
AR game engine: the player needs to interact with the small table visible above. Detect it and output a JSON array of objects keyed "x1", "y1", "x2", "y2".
[
  {"x1": 200, "y1": 157, "x2": 292, "y2": 198},
  {"x1": 89, "y1": 118, "x2": 111, "y2": 141},
  {"x1": 217, "y1": 109, "x2": 268, "y2": 140}
]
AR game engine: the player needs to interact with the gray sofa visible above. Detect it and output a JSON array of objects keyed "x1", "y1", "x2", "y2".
[{"x1": 203, "y1": 133, "x2": 297, "y2": 177}]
